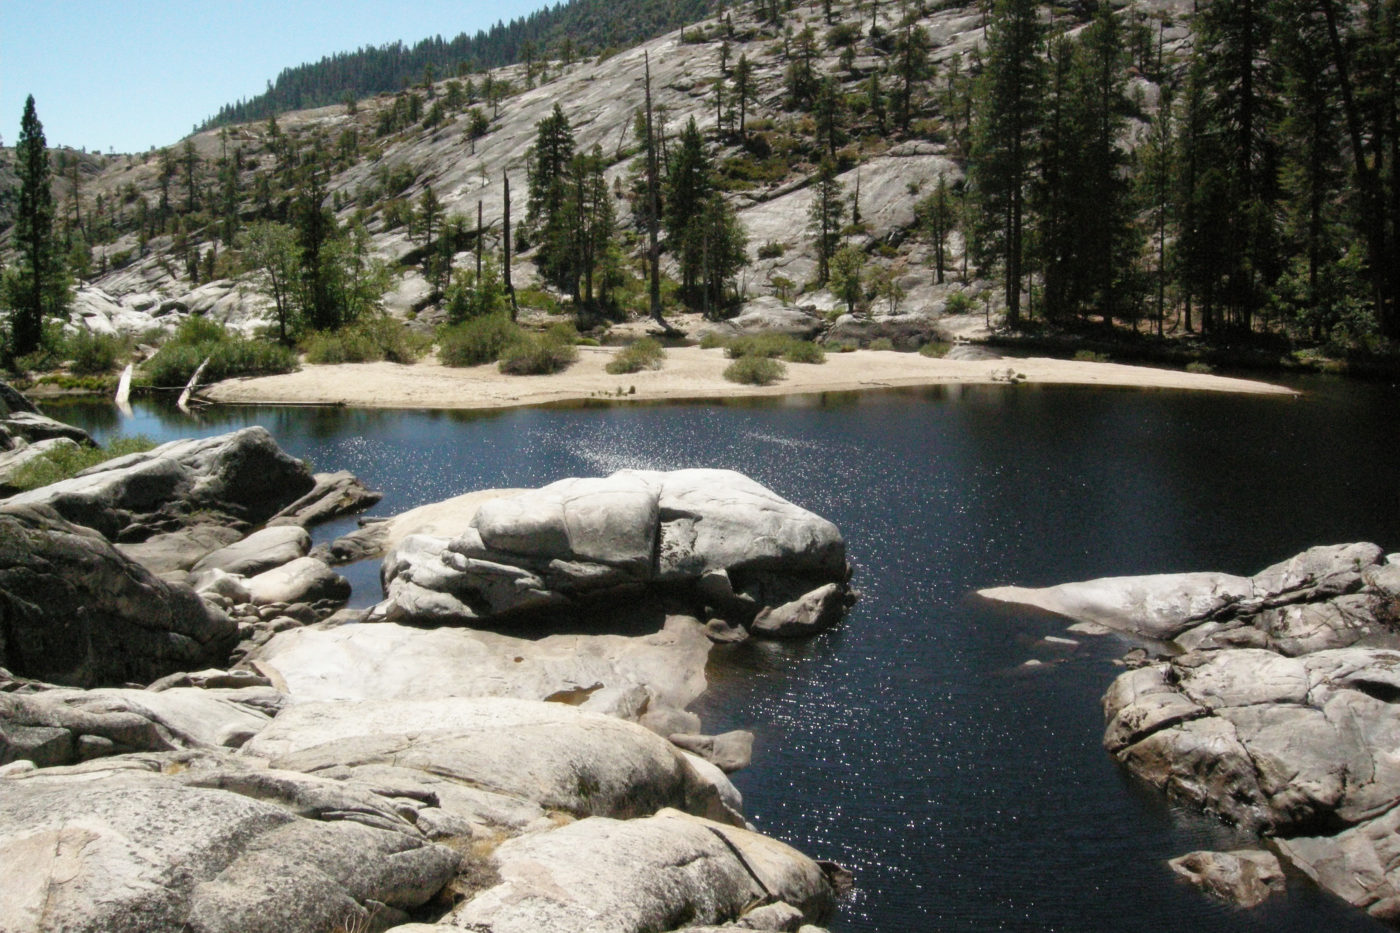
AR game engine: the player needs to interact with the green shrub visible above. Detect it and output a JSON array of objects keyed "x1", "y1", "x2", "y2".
[
  {"x1": 919, "y1": 340, "x2": 951, "y2": 358},
  {"x1": 945, "y1": 291, "x2": 975, "y2": 314},
  {"x1": 780, "y1": 339, "x2": 826, "y2": 363},
  {"x1": 303, "y1": 316, "x2": 429, "y2": 364},
  {"x1": 204, "y1": 341, "x2": 299, "y2": 382},
  {"x1": 173, "y1": 316, "x2": 229, "y2": 346},
  {"x1": 1185, "y1": 360, "x2": 1215, "y2": 374},
  {"x1": 1073, "y1": 349, "x2": 1109, "y2": 363},
  {"x1": 140, "y1": 319, "x2": 298, "y2": 387},
  {"x1": 516, "y1": 286, "x2": 562, "y2": 315},
  {"x1": 605, "y1": 337, "x2": 666, "y2": 374},
  {"x1": 723, "y1": 334, "x2": 786, "y2": 359},
  {"x1": 868, "y1": 338, "x2": 895, "y2": 351},
  {"x1": 438, "y1": 314, "x2": 524, "y2": 367},
  {"x1": 699, "y1": 332, "x2": 729, "y2": 350},
  {"x1": 14, "y1": 329, "x2": 67, "y2": 373},
  {"x1": 545, "y1": 321, "x2": 580, "y2": 346},
  {"x1": 9, "y1": 435, "x2": 157, "y2": 492},
  {"x1": 723, "y1": 334, "x2": 824, "y2": 363},
  {"x1": 723, "y1": 356, "x2": 786, "y2": 385},
  {"x1": 34, "y1": 373, "x2": 117, "y2": 392},
  {"x1": 756, "y1": 241, "x2": 785, "y2": 260},
  {"x1": 498, "y1": 329, "x2": 579, "y2": 375},
  {"x1": 67, "y1": 332, "x2": 125, "y2": 375},
  {"x1": 443, "y1": 258, "x2": 509, "y2": 323}
]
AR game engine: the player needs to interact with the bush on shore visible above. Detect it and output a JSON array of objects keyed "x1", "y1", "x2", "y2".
[
  {"x1": 723, "y1": 355, "x2": 786, "y2": 385},
  {"x1": 498, "y1": 323, "x2": 580, "y2": 375},
  {"x1": 437, "y1": 314, "x2": 525, "y2": 367},
  {"x1": 139, "y1": 318, "x2": 298, "y2": 388},
  {"x1": 717, "y1": 334, "x2": 825, "y2": 363},
  {"x1": 605, "y1": 337, "x2": 666, "y2": 374},
  {"x1": 303, "y1": 316, "x2": 431, "y2": 364}
]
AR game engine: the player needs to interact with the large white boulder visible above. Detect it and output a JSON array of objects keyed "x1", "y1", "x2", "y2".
[{"x1": 373, "y1": 469, "x2": 849, "y2": 631}]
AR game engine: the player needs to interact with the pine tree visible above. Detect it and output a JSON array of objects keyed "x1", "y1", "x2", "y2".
[
  {"x1": 916, "y1": 173, "x2": 955, "y2": 284},
  {"x1": 182, "y1": 139, "x2": 201, "y2": 214},
  {"x1": 969, "y1": 0, "x2": 1043, "y2": 327},
  {"x1": 662, "y1": 120, "x2": 745, "y2": 314},
  {"x1": 292, "y1": 158, "x2": 339, "y2": 331},
  {"x1": 733, "y1": 54, "x2": 755, "y2": 139},
  {"x1": 1034, "y1": 5, "x2": 1134, "y2": 326},
  {"x1": 1177, "y1": 70, "x2": 1240, "y2": 333},
  {"x1": 1136, "y1": 89, "x2": 1175, "y2": 336},
  {"x1": 1186, "y1": 0, "x2": 1281, "y2": 332},
  {"x1": 866, "y1": 70, "x2": 887, "y2": 136},
  {"x1": 1314, "y1": 0, "x2": 1397, "y2": 339},
  {"x1": 7, "y1": 96, "x2": 66, "y2": 356},
  {"x1": 157, "y1": 147, "x2": 178, "y2": 231},
  {"x1": 526, "y1": 104, "x2": 577, "y2": 291},
  {"x1": 1273, "y1": 0, "x2": 1345, "y2": 338},
  {"x1": 808, "y1": 157, "x2": 846, "y2": 283},
  {"x1": 643, "y1": 52, "x2": 668, "y2": 331},
  {"x1": 417, "y1": 184, "x2": 447, "y2": 292},
  {"x1": 814, "y1": 77, "x2": 844, "y2": 158},
  {"x1": 784, "y1": 27, "x2": 819, "y2": 109},
  {"x1": 666, "y1": 119, "x2": 716, "y2": 305},
  {"x1": 893, "y1": 18, "x2": 932, "y2": 132},
  {"x1": 218, "y1": 151, "x2": 241, "y2": 244},
  {"x1": 557, "y1": 146, "x2": 616, "y2": 306}
]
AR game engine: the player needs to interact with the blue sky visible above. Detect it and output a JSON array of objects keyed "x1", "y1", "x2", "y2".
[{"x1": 1, "y1": 0, "x2": 549, "y2": 154}]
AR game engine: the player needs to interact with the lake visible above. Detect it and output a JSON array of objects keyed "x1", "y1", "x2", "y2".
[{"x1": 47, "y1": 375, "x2": 1400, "y2": 931}]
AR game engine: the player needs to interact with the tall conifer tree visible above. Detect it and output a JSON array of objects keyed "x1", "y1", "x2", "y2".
[
  {"x1": 9, "y1": 96, "x2": 65, "y2": 356},
  {"x1": 970, "y1": 0, "x2": 1043, "y2": 327}
]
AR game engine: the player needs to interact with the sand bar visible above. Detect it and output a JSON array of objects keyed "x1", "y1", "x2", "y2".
[{"x1": 200, "y1": 346, "x2": 1297, "y2": 410}]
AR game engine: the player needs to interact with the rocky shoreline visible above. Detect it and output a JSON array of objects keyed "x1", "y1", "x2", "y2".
[
  {"x1": 0, "y1": 387, "x2": 852, "y2": 933},
  {"x1": 983, "y1": 543, "x2": 1400, "y2": 922}
]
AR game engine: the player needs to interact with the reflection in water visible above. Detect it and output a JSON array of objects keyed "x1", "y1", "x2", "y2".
[{"x1": 49, "y1": 379, "x2": 1400, "y2": 932}]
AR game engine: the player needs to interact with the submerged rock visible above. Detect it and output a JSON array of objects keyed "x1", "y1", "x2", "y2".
[{"x1": 1168, "y1": 849, "x2": 1284, "y2": 909}]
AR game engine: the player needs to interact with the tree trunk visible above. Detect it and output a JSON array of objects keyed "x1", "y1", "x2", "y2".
[
  {"x1": 503, "y1": 172, "x2": 517, "y2": 320},
  {"x1": 645, "y1": 53, "x2": 671, "y2": 332}
]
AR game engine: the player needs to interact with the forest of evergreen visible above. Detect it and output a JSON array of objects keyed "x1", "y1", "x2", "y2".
[
  {"x1": 201, "y1": 0, "x2": 714, "y2": 128},
  {"x1": 5, "y1": 0, "x2": 1399, "y2": 371}
]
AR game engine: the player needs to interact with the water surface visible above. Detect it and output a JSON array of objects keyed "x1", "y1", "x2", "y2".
[{"x1": 49, "y1": 377, "x2": 1400, "y2": 931}]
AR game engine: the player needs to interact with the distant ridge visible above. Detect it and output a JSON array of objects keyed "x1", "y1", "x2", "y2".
[{"x1": 201, "y1": 0, "x2": 714, "y2": 129}]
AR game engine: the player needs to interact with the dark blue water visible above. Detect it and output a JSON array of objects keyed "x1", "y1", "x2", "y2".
[{"x1": 46, "y1": 378, "x2": 1400, "y2": 932}]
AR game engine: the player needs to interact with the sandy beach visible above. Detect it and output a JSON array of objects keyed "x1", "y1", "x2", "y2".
[{"x1": 199, "y1": 345, "x2": 1297, "y2": 410}]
